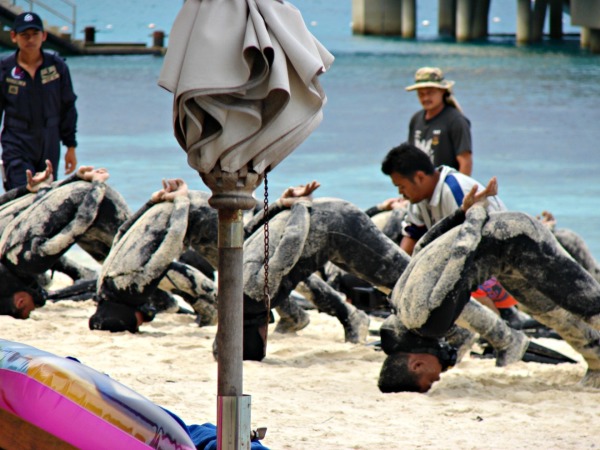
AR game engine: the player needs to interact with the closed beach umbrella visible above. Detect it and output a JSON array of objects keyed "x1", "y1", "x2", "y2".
[
  {"x1": 159, "y1": 0, "x2": 333, "y2": 175},
  {"x1": 158, "y1": 1, "x2": 332, "y2": 448}
]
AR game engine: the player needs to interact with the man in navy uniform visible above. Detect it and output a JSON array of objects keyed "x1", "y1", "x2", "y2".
[{"x1": 0, "y1": 12, "x2": 78, "y2": 190}]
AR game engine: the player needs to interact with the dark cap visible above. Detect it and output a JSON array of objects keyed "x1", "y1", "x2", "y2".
[
  {"x1": 13, "y1": 12, "x2": 44, "y2": 33},
  {"x1": 89, "y1": 301, "x2": 140, "y2": 333}
]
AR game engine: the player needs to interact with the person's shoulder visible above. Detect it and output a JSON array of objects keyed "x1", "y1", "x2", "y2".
[
  {"x1": 439, "y1": 166, "x2": 476, "y2": 190},
  {"x1": 443, "y1": 106, "x2": 470, "y2": 125},
  {"x1": 409, "y1": 110, "x2": 424, "y2": 122},
  {"x1": 0, "y1": 51, "x2": 16, "y2": 66},
  {"x1": 442, "y1": 106, "x2": 466, "y2": 119}
]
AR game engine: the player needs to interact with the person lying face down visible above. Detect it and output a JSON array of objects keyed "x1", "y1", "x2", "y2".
[
  {"x1": 0, "y1": 166, "x2": 124, "y2": 319},
  {"x1": 0, "y1": 166, "x2": 126, "y2": 275},
  {"x1": 89, "y1": 179, "x2": 218, "y2": 333},
  {"x1": 378, "y1": 190, "x2": 600, "y2": 393},
  {"x1": 240, "y1": 190, "x2": 412, "y2": 360},
  {"x1": 0, "y1": 163, "x2": 130, "y2": 263}
]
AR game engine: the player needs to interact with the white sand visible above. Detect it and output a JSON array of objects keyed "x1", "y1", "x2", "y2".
[{"x1": 2, "y1": 271, "x2": 600, "y2": 449}]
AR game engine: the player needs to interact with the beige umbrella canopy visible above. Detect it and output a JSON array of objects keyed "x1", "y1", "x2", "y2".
[{"x1": 158, "y1": 0, "x2": 334, "y2": 176}]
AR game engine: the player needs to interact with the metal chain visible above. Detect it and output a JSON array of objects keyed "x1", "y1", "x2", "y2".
[{"x1": 263, "y1": 172, "x2": 270, "y2": 310}]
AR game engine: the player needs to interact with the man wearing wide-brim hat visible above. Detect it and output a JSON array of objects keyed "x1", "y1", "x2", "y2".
[{"x1": 405, "y1": 67, "x2": 472, "y2": 176}]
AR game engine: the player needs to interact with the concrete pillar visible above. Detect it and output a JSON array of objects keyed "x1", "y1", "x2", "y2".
[
  {"x1": 438, "y1": 0, "x2": 457, "y2": 37},
  {"x1": 84, "y1": 26, "x2": 95, "y2": 44},
  {"x1": 531, "y1": 0, "x2": 548, "y2": 42},
  {"x1": 456, "y1": 0, "x2": 474, "y2": 42},
  {"x1": 401, "y1": 0, "x2": 417, "y2": 38},
  {"x1": 352, "y1": 0, "x2": 366, "y2": 34},
  {"x1": 516, "y1": 0, "x2": 532, "y2": 44},
  {"x1": 581, "y1": 27, "x2": 590, "y2": 48},
  {"x1": 352, "y1": 0, "x2": 403, "y2": 35},
  {"x1": 548, "y1": 0, "x2": 563, "y2": 39},
  {"x1": 589, "y1": 29, "x2": 600, "y2": 54},
  {"x1": 472, "y1": 0, "x2": 491, "y2": 39},
  {"x1": 152, "y1": 30, "x2": 165, "y2": 48}
]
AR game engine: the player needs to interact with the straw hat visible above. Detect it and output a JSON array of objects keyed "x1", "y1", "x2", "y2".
[{"x1": 405, "y1": 67, "x2": 455, "y2": 91}]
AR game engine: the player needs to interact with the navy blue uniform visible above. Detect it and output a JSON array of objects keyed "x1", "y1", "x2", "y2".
[{"x1": 0, "y1": 50, "x2": 77, "y2": 190}]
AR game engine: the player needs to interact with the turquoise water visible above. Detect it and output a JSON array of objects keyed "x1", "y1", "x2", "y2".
[{"x1": 8, "y1": 1, "x2": 600, "y2": 257}]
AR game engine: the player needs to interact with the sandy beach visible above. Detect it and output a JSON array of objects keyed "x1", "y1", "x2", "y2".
[{"x1": 1, "y1": 269, "x2": 599, "y2": 449}]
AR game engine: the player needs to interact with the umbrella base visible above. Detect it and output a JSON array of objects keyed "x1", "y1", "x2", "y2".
[{"x1": 217, "y1": 395, "x2": 252, "y2": 450}]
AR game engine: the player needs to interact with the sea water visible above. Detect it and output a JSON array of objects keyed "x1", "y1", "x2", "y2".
[{"x1": 5, "y1": 0, "x2": 600, "y2": 257}]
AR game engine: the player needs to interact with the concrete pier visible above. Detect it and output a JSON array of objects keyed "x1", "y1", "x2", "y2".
[
  {"x1": 571, "y1": 0, "x2": 600, "y2": 52},
  {"x1": 351, "y1": 0, "x2": 600, "y2": 54},
  {"x1": 351, "y1": 0, "x2": 402, "y2": 35}
]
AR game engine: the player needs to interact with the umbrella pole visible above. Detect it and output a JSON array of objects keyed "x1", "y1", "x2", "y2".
[
  {"x1": 216, "y1": 208, "x2": 249, "y2": 450},
  {"x1": 204, "y1": 170, "x2": 262, "y2": 450}
]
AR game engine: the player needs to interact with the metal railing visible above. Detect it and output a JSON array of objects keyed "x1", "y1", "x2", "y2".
[{"x1": 7, "y1": 0, "x2": 77, "y2": 38}]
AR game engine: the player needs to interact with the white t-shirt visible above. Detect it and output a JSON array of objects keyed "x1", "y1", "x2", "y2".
[{"x1": 402, "y1": 165, "x2": 506, "y2": 238}]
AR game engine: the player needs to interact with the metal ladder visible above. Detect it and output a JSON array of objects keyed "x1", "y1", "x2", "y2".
[{"x1": 1, "y1": 0, "x2": 77, "y2": 38}]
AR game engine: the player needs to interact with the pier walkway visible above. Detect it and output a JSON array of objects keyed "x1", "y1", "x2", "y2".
[{"x1": 0, "y1": 0, "x2": 165, "y2": 56}]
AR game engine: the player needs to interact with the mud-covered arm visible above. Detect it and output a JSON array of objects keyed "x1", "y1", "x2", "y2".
[
  {"x1": 243, "y1": 201, "x2": 287, "y2": 238},
  {"x1": 137, "y1": 195, "x2": 190, "y2": 283},
  {"x1": 243, "y1": 201, "x2": 311, "y2": 300},
  {"x1": 52, "y1": 172, "x2": 81, "y2": 188},
  {"x1": 413, "y1": 208, "x2": 466, "y2": 255},
  {"x1": 414, "y1": 177, "x2": 498, "y2": 256},
  {"x1": 0, "y1": 185, "x2": 30, "y2": 206},
  {"x1": 113, "y1": 200, "x2": 155, "y2": 245},
  {"x1": 39, "y1": 181, "x2": 107, "y2": 256},
  {"x1": 243, "y1": 181, "x2": 320, "y2": 238},
  {"x1": 158, "y1": 259, "x2": 216, "y2": 304}
]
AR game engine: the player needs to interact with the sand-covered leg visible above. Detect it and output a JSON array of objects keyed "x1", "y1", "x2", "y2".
[
  {"x1": 457, "y1": 299, "x2": 529, "y2": 367},
  {"x1": 52, "y1": 255, "x2": 97, "y2": 281},
  {"x1": 159, "y1": 261, "x2": 217, "y2": 326},
  {"x1": 297, "y1": 273, "x2": 369, "y2": 343},
  {"x1": 444, "y1": 325, "x2": 479, "y2": 363},
  {"x1": 531, "y1": 307, "x2": 600, "y2": 388},
  {"x1": 275, "y1": 296, "x2": 310, "y2": 333}
]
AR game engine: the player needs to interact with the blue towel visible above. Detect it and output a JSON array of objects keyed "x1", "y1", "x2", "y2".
[
  {"x1": 163, "y1": 408, "x2": 270, "y2": 450},
  {"x1": 189, "y1": 423, "x2": 270, "y2": 450}
]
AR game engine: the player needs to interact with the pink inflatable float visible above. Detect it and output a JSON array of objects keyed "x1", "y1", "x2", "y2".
[{"x1": 0, "y1": 339, "x2": 196, "y2": 450}]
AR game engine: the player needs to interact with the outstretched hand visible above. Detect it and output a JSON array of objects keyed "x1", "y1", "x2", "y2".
[
  {"x1": 90, "y1": 168, "x2": 110, "y2": 183},
  {"x1": 279, "y1": 180, "x2": 321, "y2": 207},
  {"x1": 26, "y1": 160, "x2": 54, "y2": 193},
  {"x1": 537, "y1": 210, "x2": 556, "y2": 231},
  {"x1": 76, "y1": 166, "x2": 109, "y2": 183},
  {"x1": 461, "y1": 176, "x2": 498, "y2": 212},
  {"x1": 76, "y1": 166, "x2": 95, "y2": 180},
  {"x1": 378, "y1": 196, "x2": 409, "y2": 211},
  {"x1": 151, "y1": 178, "x2": 188, "y2": 203}
]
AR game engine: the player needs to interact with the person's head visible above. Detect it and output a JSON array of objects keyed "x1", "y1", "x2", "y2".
[
  {"x1": 381, "y1": 143, "x2": 437, "y2": 203},
  {"x1": 11, "y1": 12, "x2": 47, "y2": 51},
  {"x1": 0, "y1": 267, "x2": 46, "y2": 319},
  {"x1": 378, "y1": 351, "x2": 442, "y2": 393},
  {"x1": 377, "y1": 315, "x2": 457, "y2": 393},
  {"x1": 88, "y1": 300, "x2": 156, "y2": 333},
  {"x1": 405, "y1": 67, "x2": 455, "y2": 116}
]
